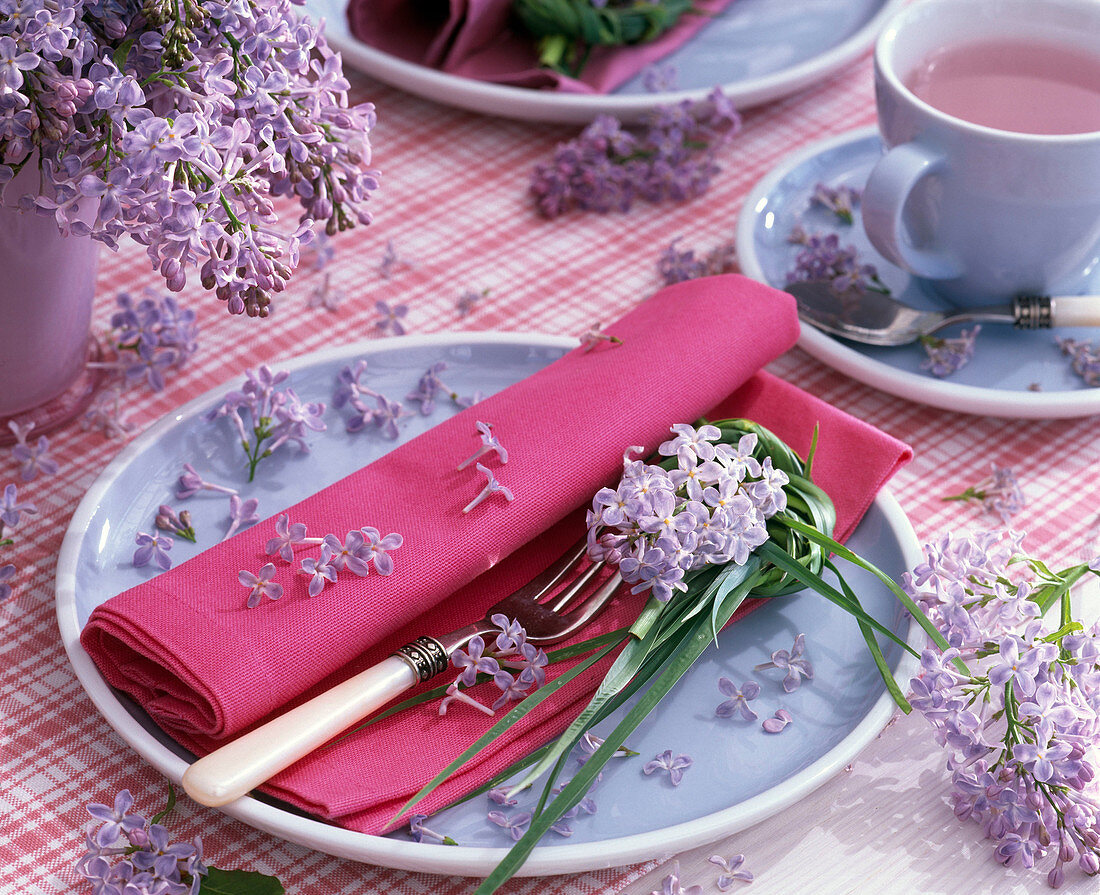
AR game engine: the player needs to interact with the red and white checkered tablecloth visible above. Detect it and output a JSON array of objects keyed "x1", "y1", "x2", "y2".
[{"x1": 5, "y1": 46, "x2": 1100, "y2": 895}]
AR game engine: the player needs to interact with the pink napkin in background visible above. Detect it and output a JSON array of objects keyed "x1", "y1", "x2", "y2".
[
  {"x1": 346, "y1": 0, "x2": 737, "y2": 93},
  {"x1": 82, "y1": 274, "x2": 913, "y2": 833}
]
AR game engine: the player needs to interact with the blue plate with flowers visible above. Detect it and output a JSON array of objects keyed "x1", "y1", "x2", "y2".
[
  {"x1": 308, "y1": 0, "x2": 904, "y2": 124},
  {"x1": 57, "y1": 331, "x2": 922, "y2": 877},
  {"x1": 737, "y1": 127, "x2": 1100, "y2": 420}
]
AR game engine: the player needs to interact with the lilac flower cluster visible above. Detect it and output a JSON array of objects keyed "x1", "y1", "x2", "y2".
[
  {"x1": 76, "y1": 789, "x2": 206, "y2": 895},
  {"x1": 0, "y1": 0, "x2": 379, "y2": 317},
  {"x1": 810, "y1": 182, "x2": 861, "y2": 225},
  {"x1": 904, "y1": 530, "x2": 1100, "y2": 886},
  {"x1": 0, "y1": 482, "x2": 35, "y2": 600},
  {"x1": 205, "y1": 365, "x2": 325, "y2": 481},
  {"x1": 95, "y1": 291, "x2": 200, "y2": 392},
  {"x1": 440, "y1": 614, "x2": 548, "y2": 716},
  {"x1": 586, "y1": 423, "x2": 789, "y2": 602},
  {"x1": 657, "y1": 237, "x2": 737, "y2": 285},
  {"x1": 529, "y1": 88, "x2": 741, "y2": 217},
  {"x1": 1057, "y1": 337, "x2": 1100, "y2": 386},
  {"x1": 246, "y1": 511, "x2": 402, "y2": 603},
  {"x1": 920, "y1": 326, "x2": 980, "y2": 378},
  {"x1": 944, "y1": 464, "x2": 1025, "y2": 524},
  {"x1": 786, "y1": 226, "x2": 888, "y2": 296},
  {"x1": 8, "y1": 420, "x2": 58, "y2": 480}
]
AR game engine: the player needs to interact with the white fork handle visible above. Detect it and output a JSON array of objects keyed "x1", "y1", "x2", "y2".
[
  {"x1": 1051, "y1": 295, "x2": 1100, "y2": 328},
  {"x1": 182, "y1": 656, "x2": 417, "y2": 807}
]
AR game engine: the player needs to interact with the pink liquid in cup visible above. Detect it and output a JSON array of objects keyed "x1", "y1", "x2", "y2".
[{"x1": 905, "y1": 39, "x2": 1100, "y2": 135}]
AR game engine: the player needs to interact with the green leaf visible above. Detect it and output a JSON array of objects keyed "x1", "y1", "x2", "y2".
[{"x1": 199, "y1": 867, "x2": 284, "y2": 895}]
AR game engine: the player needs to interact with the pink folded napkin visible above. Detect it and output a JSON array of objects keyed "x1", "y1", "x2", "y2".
[
  {"x1": 82, "y1": 274, "x2": 912, "y2": 833},
  {"x1": 347, "y1": 0, "x2": 737, "y2": 93}
]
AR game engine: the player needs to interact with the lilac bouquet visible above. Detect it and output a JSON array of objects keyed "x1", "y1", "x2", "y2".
[{"x1": 0, "y1": 0, "x2": 378, "y2": 317}]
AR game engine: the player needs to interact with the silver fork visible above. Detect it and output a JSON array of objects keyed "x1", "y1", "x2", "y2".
[{"x1": 182, "y1": 538, "x2": 621, "y2": 807}]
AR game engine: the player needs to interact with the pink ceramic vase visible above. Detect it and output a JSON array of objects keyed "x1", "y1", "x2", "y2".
[{"x1": 0, "y1": 180, "x2": 99, "y2": 420}]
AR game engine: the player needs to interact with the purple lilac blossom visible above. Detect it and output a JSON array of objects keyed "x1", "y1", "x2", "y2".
[
  {"x1": 176, "y1": 463, "x2": 237, "y2": 500},
  {"x1": 708, "y1": 853, "x2": 754, "y2": 888},
  {"x1": 1057, "y1": 336, "x2": 1100, "y2": 386},
  {"x1": 0, "y1": 482, "x2": 36, "y2": 531},
  {"x1": 408, "y1": 813, "x2": 457, "y2": 845},
  {"x1": 587, "y1": 425, "x2": 787, "y2": 602},
  {"x1": 375, "y1": 299, "x2": 408, "y2": 336},
  {"x1": 205, "y1": 365, "x2": 326, "y2": 481},
  {"x1": 810, "y1": 182, "x2": 861, "y2": 224},
  {"x1": 762, "y1": 708, "x2": 793, "y2": 733},
  {"x1": 132, "y1": 531, "x2": 172, "y2": 570},
  {"x1": 650, "y1": 862, "x2": 703, "y2": 895},
  {"x1": 239, "y1": 563, "x2": 283, "y2": 608},
  {"x1": 221, "y1": 494, "x2": 259, "y2": 542},
  {"x1": 439, "y1": 616, "x2": 548, "y2": 716},
  {"x1": 657, "y1": 238, "x2": 738, "y2": 285},
  {"x1": 308, "y1": 272, "x2": 346, "y2": 313},
  {"x1": 0, "y1": 563, "x2": 15, "y2": 601},
  {"x1": 463, "y1": 462, "x2": 515, "y2": 513},
  {"x1": 578, "y1": 325, "x2": 623, "y2": 352},
  {"x1": 754, "y1": 633, "x2": 813, "y2": 692},
  {"x1": 76, "y1": 789, "x2": 207, "y2": 893},
  {"x1": 299, "y1": 545, "x2": 338, "y2": 597},
  {"x1": 642, "y1": 749, "x2": 693, "y2": 785},
  {"x1": 905, "y1": 529, "x2": 1100, "y2": 886},
  {"x1": 786, "y1": 227, "x2": 888, "y2": 295},
  {"x1": 944, "y1": 464, "x2": 1025, "y2": 524},
  {"x1": 92, "y1": 291, "x2": 200, "y2": 393},
  {"x1": 81, "y1": 385, "x2": 136, "y2": 439},
  {"x1": 378, "y1": 239, "x2": 412, "y2": 280},
  {"x1": 715, "y1": 677, "x2": 760, "y2": 721},
  {"x1": 360, "y1": 527, "x2": 403, "y2": 576},
  {"x1": 920, "y1": 326, "x2": 981, "y2": 378},
  {"x1": 8, "y1": 421, "x2": 59, "y2": 481},
  {"x1": 487, "y1": 809, "x2": 532, "y2": 841},
  {"x1": 457, "y1": 421, "x2": 508, "y2": 470},
  {"x1": 154, "y1": 504, "x2": 195, "y2": 542},
  {"x1": 530, "y1": 88, "x2": 740, "y2": 217},
  {"x1": 641, "y1": 62, "x2": 678, "y2": 92},
  {"x1": 0, "y1": 0, "x2": 378, "y2": 317},
  {"x1": 456, "y1": 287, "x2": 487, "y2": 317}
]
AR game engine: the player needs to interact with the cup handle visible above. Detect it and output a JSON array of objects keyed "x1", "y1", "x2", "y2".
[{"x1": 862, "y1": 142, "x2": 963, "y2": 280}]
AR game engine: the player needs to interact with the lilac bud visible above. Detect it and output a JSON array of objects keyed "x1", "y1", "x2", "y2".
[
  {"x1": 1060, "y1": 841, "x2": 1076, "y2": 864},
  {"x1": 1079, "y1": 851, "x2": 1099, "y2": 874},
  {"x1": 1047, "y1": 864, "x2": 1064, "y2": 888}
]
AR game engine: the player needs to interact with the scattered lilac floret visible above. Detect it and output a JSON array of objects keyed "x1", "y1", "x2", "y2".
[
  {"x1": 641, "y1": 62, "x2": 679, "y2": 92},
  {"x1": 375, "y1": 299, "x2": 409, "y2": 336},
  {"x1": 810, "y1": 182, "x2": 861, "y2": 224},
  {"x1": 378, "y1": 239, "x2": 413, "y2": 280},
  {"x1": 579, "y1": 325, "x2": 623, "y2": 352},
  {"x1": 0, "y1": 483, "x2": 36, "y2": 532},
  {"x1": 457, "y1": 421, "x2": 508, "y2": 470},
  {"x1": 323, "y1": 530, "x2": 369, "y2": 575},
  {"x1": 1057, "y1": 335, "x2": 1100, "y2": 386},
  {"x1": 360, "y1": 527, "x2": 403, "y2": 576},
  {"x1": 408, "y1": 813, "x2": 456, "y2": 845},
  {"x1": 451, "y1": 636, "x2": 501, "y2": 687},
  {"x1": 307, "y1": 273, "x2": 346, "y2": 312},
  {"x1": 642, "y1": 750, "x2": 693, "y2": 786},
  {"x1": 920, "y1": 326, "x2": 981, "y2": 377},
  {"x1": 708, "y1": 853, "x2": 754, "y2": 888},
  {"x1": 176, "y1": 463, "x2": 238, "y2": 500},
  {"x1": 715, "y1": 677, "x2": 761, "y2": 721},
  {"x1": 0, "y1": 563, "x2": 16, "y2": 601},
  {"x1": 762, "y1": 708, "x2": 793, "y2": 734},
  {"x1": 575, "y1": 731, "x2": 639, "y2": 765},
  {"x1": 155, "y1": 505, "x2": 195, "y2": 542},
  {"x1": 754, "y1": 634, "x2": 813, "y2": 692},
  {"x1": 650, "y1": 862, "x2": 703, "y2": 895},
  {"x1": 299, "y1": 545, "x2": 339, "y2": 596},
  {"x1": 133, "y1": 531, "x2": 173, "y2": 570},
  {"x1": 463, "y1": 463, "x2": 514, "y2": 513},
  {"x1": 657, "y1": 238, "x2": 738, "y2": 285},
  {"x1": 488, "y1": 787, "x2": 519, "y2": 807},
  {"x1": 943, "y1": 464, "x2": 1025, "y2": 524},
  {"x1": 240, "y1": 563, "x2": 284, "y2": 608},
  {"x1": 786, "y1": 226, "x2": 888, "y2": 295},
  {"x1": 82, "y1": 386, "x2": 137, "y2": 439},
  {"x1": 456, "y1": 287, "x2": 488, "y2": 318},
  {"x1": 265, "y1": 513, "x2": 318, "y2": 562},
  {"x1": 8, "y1": 422, "x2": 59, "y2": 481},
  {"x1": 487, "y1": 809, "x2": 533, "y2": 841},
  {"x1": 222, "y1": 495, "x2": 260, "y2": 542}
]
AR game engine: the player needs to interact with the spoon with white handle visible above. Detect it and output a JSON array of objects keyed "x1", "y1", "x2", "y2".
[{"x1": 785, "y1": 282, "x2": 1100, "y2": 347}]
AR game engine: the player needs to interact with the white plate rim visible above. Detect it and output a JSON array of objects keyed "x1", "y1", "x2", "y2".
[
  {"x1": 736, "y1": 125, "x2": 1100, "y2": 420},
  {"x1": 56, "y1": 329, "x2": 924, "y2": 877},
  {"x1": 315, "y1": 0, "x2": 906, "y2": 124}
]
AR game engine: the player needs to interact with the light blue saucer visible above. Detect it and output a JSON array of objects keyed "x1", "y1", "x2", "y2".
[{"x1": 737, "y1": 126, "x2": 1100, "y2": 419}]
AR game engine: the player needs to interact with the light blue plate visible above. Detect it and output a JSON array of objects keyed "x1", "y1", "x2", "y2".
[
  {"x1": 57, "y1": 332, "x2": 922, "y2": 877},
  {"x1": 310, "y1": 0, "x2": 902, "y2": 123},
  {"x1": 737, "y1": 127, "x2": 1100, "y2": 419}
]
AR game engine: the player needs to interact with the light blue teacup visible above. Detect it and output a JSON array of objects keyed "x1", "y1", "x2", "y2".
[{"x1": 862, "y1": 0, "x2": 1100, "y2": 306}]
